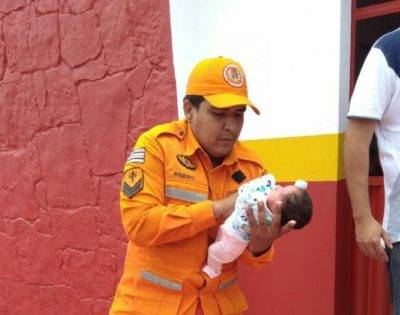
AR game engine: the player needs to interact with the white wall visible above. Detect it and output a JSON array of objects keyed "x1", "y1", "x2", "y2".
[
  {"x1": 339, "y1": 0, "x2": 352, "y2": 133},
  {"x1": 169, "y1": 0, "x2": 351, "y2": 140}
]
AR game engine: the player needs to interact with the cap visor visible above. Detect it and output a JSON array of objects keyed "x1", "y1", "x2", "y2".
[{"x1": 204, "y1": 94, "x2": 260, "y2": 115}]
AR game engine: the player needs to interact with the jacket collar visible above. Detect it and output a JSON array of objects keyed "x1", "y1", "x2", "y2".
[{"x1": 183, "y1": 121, "x2": 238, "y2": 167}]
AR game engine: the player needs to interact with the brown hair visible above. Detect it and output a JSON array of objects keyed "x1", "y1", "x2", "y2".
[{"x1": 183, "y1": 95, "x2": 205, "y2": 110}]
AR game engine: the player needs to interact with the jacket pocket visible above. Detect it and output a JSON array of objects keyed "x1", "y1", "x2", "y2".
[
  {"x1": 214, "y1": 280, "x2": 248, "y2": 315},
  {"x1": 131, "y1": 269, "x2": 183, "y2": 315}
]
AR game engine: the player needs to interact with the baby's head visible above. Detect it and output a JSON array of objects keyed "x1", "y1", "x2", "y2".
[{"x1": 266, "y1": 183, "x2": 313, "y2": 229}]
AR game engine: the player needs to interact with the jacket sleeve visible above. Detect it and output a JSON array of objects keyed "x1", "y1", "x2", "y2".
[
  {"x1": 239, "y1": 246, "x2": 275, "y2": 268},
  {"x1": 120, "y1": 133, "x2": 217, "y2": 247}
]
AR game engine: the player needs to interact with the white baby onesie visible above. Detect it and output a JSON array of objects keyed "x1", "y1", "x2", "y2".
[{"x1": 202, "y1": 174, "x2": 276, "y2": 278}]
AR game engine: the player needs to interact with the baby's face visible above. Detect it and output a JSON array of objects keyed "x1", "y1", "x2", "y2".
[{"x1": 267, "y1": 185, "x2": 298, "y2": 210}]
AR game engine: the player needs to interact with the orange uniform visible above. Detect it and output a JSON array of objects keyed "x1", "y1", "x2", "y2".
[{"x1": 110, "y1": 120, "x2": 274, "y2": 315}]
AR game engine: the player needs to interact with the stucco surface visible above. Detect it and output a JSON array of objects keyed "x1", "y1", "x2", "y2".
[{"x1": 0, "y1": 1, "x2": 177, "y2": 313}]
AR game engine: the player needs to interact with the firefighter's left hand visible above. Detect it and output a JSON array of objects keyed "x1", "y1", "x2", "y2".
[{"x1": 246, "y1": 200, "x2": 296, "y2": 255}]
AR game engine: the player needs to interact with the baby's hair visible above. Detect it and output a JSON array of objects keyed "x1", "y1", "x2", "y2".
[{"x1": 280, "y1": 188, "x2": 313, "y2": 229}]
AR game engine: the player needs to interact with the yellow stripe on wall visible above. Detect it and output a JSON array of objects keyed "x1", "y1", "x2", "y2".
[{"x1": 243, "y1": 133, "x2": 344, "y2": 182}]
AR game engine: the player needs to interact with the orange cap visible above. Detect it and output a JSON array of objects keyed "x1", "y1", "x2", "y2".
[{"x1": 185, "y1": 57, "x2": 260, "y2": 115}]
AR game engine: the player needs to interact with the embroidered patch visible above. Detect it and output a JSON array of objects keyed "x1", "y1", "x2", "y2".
[
  {"x1": 127, "y1": 147, "x2": 146, "y2": 164},
  {"x1": 122, "y1": 168, "x2": 143, "y2": 198},
  {"x1": 176, "y1": 155, "x2": 197, "y2": 170},
  {"x1": 223, "y1": 64, "x2": 244, "y2": 87}
]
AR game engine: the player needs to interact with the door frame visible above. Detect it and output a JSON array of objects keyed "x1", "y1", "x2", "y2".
[{"x1": 350, "y1": 0, "x2": 400, "y2": 91}]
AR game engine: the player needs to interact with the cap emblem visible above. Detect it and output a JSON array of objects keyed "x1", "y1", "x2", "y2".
[{"x1": 223, "y1": 64, "x2": 244, "y2": 87}]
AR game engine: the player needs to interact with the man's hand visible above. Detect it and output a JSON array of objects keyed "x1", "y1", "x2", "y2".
[
  {"x1": 355, "y1": 215, "x2": 392, "y2": 262},
  {"x1": 212, "y1": 192, "x2": 238, "y2": 220},
  {"x1": 247, "y1": 200, "x2": 296, "y2": 256}
]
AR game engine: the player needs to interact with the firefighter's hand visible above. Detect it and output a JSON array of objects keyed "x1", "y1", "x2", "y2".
[
  {"x1": 212, "y1": 192, "x2": 238, "y2": 220},
  {"x1": 247, "y1": 200, "x2": 296, "y2": 255}
]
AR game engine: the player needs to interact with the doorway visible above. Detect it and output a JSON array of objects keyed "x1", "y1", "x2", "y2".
[{"x1": 349, "y1": 1, "x2": 400, "y2": 314}]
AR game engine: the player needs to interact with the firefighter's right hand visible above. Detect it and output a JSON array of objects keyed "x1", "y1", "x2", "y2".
[{"x1": 212, "y1": 192, "x2": 238, "y2": 220}]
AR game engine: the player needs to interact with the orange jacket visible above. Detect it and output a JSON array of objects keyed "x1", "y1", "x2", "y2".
[{"x1": 110, "y1": 120, "x2": 274, "y2": 315}]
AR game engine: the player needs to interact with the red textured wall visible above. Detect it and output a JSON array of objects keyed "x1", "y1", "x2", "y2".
[
  {"x1": 348, "y1": 177, "x2": 391, "y2": 315},
  {"x1": 239, "y1": 180, "x2": 389, "y2": 315},
  {"x1": 239, "y1": 181, "x2": 340, "y2": 314},
  {"x1": 0, "y1": 1, "x2": 177, "y2": 314}
]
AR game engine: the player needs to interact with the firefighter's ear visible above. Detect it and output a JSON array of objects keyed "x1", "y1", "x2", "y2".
[{"x1": 183, "y1": 100, "x2": 193, "y2": 121}]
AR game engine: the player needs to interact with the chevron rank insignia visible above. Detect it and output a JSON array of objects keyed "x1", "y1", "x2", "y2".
[{"x1": 122, "y1": 168, "x2": 143, "y2": 198}]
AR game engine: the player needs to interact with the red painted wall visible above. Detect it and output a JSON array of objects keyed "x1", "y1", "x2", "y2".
[
  {"x1": 0, "y1": 1, "x2": 177, "y2": 313},
  {"x1": 239, "y1": 180, "x2": 390, "y2": 315},
  {"x1": 348, "y1": 177, "x2": 391, "y2": 315},
  {"x1": 239, "y1": 181, "x2": 340, "y2": 314},
  {"x1": 1, "y1": 1, "x2": 389, "y2": 315}
]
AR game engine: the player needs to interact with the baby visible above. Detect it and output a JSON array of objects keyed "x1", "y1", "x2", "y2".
[{"x1": 202, "y1": 174, "x2": 313, "y2": 278}]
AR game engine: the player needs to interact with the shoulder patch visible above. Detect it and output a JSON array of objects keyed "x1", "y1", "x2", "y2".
[
  {"x1": 127, "y1": 148, "x2": 146, "y2": 164},
  {"x1": 177, "y1": 155, "x2": 197, "y2": 170},
  {"x1": 122, "y1": 168, "x2": 144, "y2": 198}
]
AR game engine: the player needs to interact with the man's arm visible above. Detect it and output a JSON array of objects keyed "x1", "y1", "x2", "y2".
[
  {"x1": 344, "y1": 118, "x2": 392, "y2": 262},
  {"x1": 212, "y1": 192, "x2": 237, "y2": 220},
  {"x1": 120, "y1": 134, "x2": 236, "y2": 247}
]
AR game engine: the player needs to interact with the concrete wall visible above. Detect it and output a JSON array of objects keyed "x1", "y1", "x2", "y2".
[
  {"x1": 170, "y1": 0, "x2": 351, "y2": 183},
  {"x1": 170, "y1": 0, "x2": 350, "y2": 140},
  {"x1": 170, "y1": 0, "x2": 352, "y2": 314},
  {"x1": 0, "y1": 0, "x2": 355, "y2": 313},
  {"x1": 0, "y1": 1, "x2": 177, "y2": 313}
]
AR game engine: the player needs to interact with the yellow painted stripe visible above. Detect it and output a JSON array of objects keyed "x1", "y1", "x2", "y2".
[{"x1": 243, "y1": 133, "x2": 343, "y2": 182}]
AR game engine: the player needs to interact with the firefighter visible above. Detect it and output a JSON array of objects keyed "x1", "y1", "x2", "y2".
[{"x1": 110, "y1": 57, "x2": 295, "y2": 315}]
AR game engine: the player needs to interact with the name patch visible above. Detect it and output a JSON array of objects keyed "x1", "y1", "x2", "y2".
[{"x1": 173, "y1": 171, "x2": 195, "y2": 181}]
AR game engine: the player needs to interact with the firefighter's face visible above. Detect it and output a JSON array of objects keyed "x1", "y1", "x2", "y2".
[{"x1": 185, "y1": 100, "x2": 245, "y2": 159}]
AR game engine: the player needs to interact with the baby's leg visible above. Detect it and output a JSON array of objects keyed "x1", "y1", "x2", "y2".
[{"x1": 202, "y1": 224, "x2": 248, "y2": 278}]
